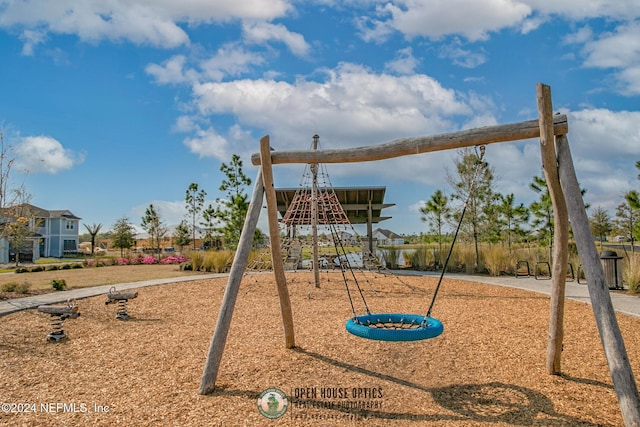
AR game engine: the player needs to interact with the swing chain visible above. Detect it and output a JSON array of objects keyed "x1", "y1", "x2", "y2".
[{"x1": 423, "y1": 144, "x2": 487, "y2": 325}]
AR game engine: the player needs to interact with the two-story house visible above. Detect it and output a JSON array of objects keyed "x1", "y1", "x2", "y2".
[
  {"x1": 0, "y1": 203, "x2": 81, "y2": 263},
  {"x1": 372, "y1": 228, "x2": 404, "y2": 246}
]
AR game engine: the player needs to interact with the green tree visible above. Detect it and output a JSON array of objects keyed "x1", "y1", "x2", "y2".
[
  {"x1": 448, "y1": 147, "x2": 494, "y2": 271},
  {"x1": 214, "y1": 154, "x2": 251, "y2": 250},
  {"x1": 0, "y1": 131, "x2": 32, "y2": 248},
  {"x1": 419, "y1": 189, "x2": 450, "y2": 258},
  {"x1": 589, "y1": 206, "x2": 612, "y2": 248},
  {"x1": 83, "y1": 222, "x2": 103, "y2": 255},
  {"x1": 498, "y1": 193, "x2": 529, "y2": 251},
  {"x1": 616, "y1": 190, "x2": 640, "y2": 251},
  {"x1": 529, "y1": 175, "x2": 553, "y2": 260},
  {"x1": 172, "y1": 220, "x2": 192, "y2": 252},
  {"x1": 141, "y1": 204, "x2": 168, "y2": 259},
  {"x1": 6, "y1": 216, "x2": 31, "y2": 266},
  {"x1": 185, "y1": 183, "x2": 206, "y2": 251},
  {"x1": 0, "y1": 131, "x2": 20, "y2": 210},
  {"x1": 200, "y1": 204, "x2": 217, "y2": 249},
  {"x1": 530, "y1": 174, "x2": 587, "y2": 261},
  {"x1": 111, "y1": 216, "x2": 136, "y2": 257}
]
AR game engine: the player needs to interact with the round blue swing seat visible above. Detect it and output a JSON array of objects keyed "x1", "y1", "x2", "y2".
[{"x1": 345, "y1": 313, "x2": 444, "y2": 342}]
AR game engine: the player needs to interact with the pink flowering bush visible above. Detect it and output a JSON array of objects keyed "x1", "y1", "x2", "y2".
[
  {"x1": 141, "y1": 255, "x2": 157, "y2": 265},
  {"x1": 116, "y1": 258, "x2": 129, "y2": 265},
  {"x1": 84, "y1": 259, "x2": 96, "y2": 267},
  {"x1": 160, "y1": 255, "x2": 187, "y2": 264}
]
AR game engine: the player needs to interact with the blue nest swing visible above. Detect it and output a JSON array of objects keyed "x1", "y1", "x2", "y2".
[{"x1": 345, "y1": 313, "x2": 443, "y2": 342}]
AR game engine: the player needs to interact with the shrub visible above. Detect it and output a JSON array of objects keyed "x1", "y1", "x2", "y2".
[
  {"x1": 179, "y1": 262, "x2": 193, "y2": 271},
  {"x1": 51, "y1": 279, "x2": 67, "y2": 291},
  {"x1": 70, "y1": 263, "x2": 84, "y2": 269},
  {"x1": 483, "y1": 244, "x2": 511, "y2": 276},
  {"x1": 210, "y1": 251, "x2": 233, "y2": 273},
  {"x1": 16, "y1": 281, "x2": 31, "y2": 293},
  {"x1": 409, "y1": 247, "x2": 430, "y2": 271},
  {"x1": 30, "y1": 266, "x2": 45, "y2": 272},
  {"x1": 381, "y1": 248, "x2": 399, "y2": 269},
  {"x1": 402, "y1": 251, "x2": 412, "y2": 268},
  {"x1": 190, "y1": 251, "x2": 204, "y2": 271},
  {"x1": 1, "y1": 282, "x2": 18, "y2": 292},
  {"x1": 0, "y1": 281, "x2": 30, "y2": 294},
  {"x1": 116, "y1": 257, "x2": 129, "y2": 265},
  {"x1": 45, "y1": 265, "x2": 59, "y2": 271},
  {"x1": 15, "y1": 267, "x2": 28, "y2": 274},
  {"x1": 623, "y1": 254, "x2": 640, "y2": 293}
]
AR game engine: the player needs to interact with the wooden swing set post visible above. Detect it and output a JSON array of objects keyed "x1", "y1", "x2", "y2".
[
  {"x1": 199, "y1": 169, "x2": 265, "y2": 395},
  {"x1": 260, "y1": 136, "x2": 296, "y2": 349},
  {"x1": 556, "y1": 133, "x2": 640, "y2": 425},
  {"x1": 536, "y1": 83, "x2": 569, "y2": 375}
]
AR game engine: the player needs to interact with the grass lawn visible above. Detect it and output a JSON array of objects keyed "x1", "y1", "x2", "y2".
[{"x1": 0, "y1": 264, "x2": 209, "y2": 298}]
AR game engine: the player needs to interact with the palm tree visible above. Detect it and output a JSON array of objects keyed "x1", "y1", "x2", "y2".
[{"x1": 84, "y1": 223, "x2": 103, "y2": 255}]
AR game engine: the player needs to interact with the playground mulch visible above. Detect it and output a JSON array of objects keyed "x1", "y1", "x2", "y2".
[{"x1": 0, "y1": 271, "x2": 637, "y2": 426}]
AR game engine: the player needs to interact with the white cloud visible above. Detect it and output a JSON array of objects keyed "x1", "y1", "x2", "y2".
[
  {"x1": 582, "y1": 22, "x2": 640, "y2": 69},
  {"x1": 0, "y1": 0, "x2": 293, "y2": 49},
  {"x1": 183, "y1": 127, "x2": 230, "y2": 160},
  {"x1": 519, "y1": 14, "x2": 547, "y2": 34},
  {"x1": 242, "y1": 21, "x2": 310, "y2": 57},
  {"x1": 192, "y1": 63, "x2": 473, "y2": 148},
  {"x1": 565, "y1": 108, "x2": 640, "y2": 211},
  {"x1": 355, "y1": 13, "x2": 395, "y2": 43},
  {"x1": 146, "y1": 45, "x2": 266, "y2": 85},
  {"x1": 200, "y1": 44, "x2": 266, "y2": 81},
  {"x1": 18, "y1": 29, "x2": 46, "y2": 55},
  {"x1": 146, "y1": 55, "x2": 192, "y2": 84},
  {"x1": 384, "y1": 47, "x2": 420, "y2": 75},
  {"x1": 578, "y1": 21, "x2": 640, "y2": 94},
  {"x1": 439, "y1": 41, "x2": 487, "y2": 68},
  {"x1": 522, "y1": 0, "x2": 640, "y2": 20},
  {"x1": 563, "y1": 26, "x2": 593, "y2": 45},
  {"x1": 14, "y1": 136, "x2": 84, "y2": 174},
  {"x1": 371, "y1": 0, "x2": 531, "y2": 41}
]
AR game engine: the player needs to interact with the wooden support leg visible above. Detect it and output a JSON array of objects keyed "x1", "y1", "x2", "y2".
[
  {"x1": 556, "y1": 134, "x2": 640, "y2": 426},
  {"x1": 537, "y1": 83, "x2": 569, "y2": 375},
  {"x1": 198, "y1": 168, "x2": 265, "y2": 395},
  {"x1": 260, "y1": 136, "x2": 296, "y2": 349}
]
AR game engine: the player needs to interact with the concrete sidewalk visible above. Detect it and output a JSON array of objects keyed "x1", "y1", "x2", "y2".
[
  {"x1": 1, "y1": 270, "x2": 638, "y2": 319},
  {"x1": 0, "y1": 273, "x2": 226, "y2": 317},
  {"x1": 397, "y1": 270, "x2": 640, "y2": 319}
]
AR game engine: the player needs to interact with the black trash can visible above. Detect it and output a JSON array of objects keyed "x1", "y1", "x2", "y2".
[{"x1": 599, "y1": 250, "x2": 623, "y2": 290}]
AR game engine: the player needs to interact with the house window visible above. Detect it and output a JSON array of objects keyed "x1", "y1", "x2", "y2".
[
  {"x1": 63, "y1": 240, "x2": 77, "y2": 253},
  {"x1": 66, "y1": 220, "x2": 75, "y2": 230}
]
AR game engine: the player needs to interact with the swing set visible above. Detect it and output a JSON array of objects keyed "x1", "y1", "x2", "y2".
[{"x1": 198, "y1": 84, "x2": 640, "y2": 426}]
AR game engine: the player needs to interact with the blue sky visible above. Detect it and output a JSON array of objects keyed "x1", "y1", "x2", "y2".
[{"x1": 0, "y1": 1, "x2": 639, "y2": 236}]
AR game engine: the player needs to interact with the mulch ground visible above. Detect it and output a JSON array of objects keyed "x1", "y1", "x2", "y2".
[{"x1": 0, "y1": 271, "x2": 638, "y2": 426}]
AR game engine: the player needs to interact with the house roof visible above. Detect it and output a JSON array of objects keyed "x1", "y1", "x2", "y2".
[
  {"x1": 373, "y1": 228, "x2": 402, "y2": 239},
  {"x1": 0, "y1": 203, "x2": 81, "y2": 220},
  {"x1": 275, "y1": 186, "x2": 394, "y2": 225}
]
